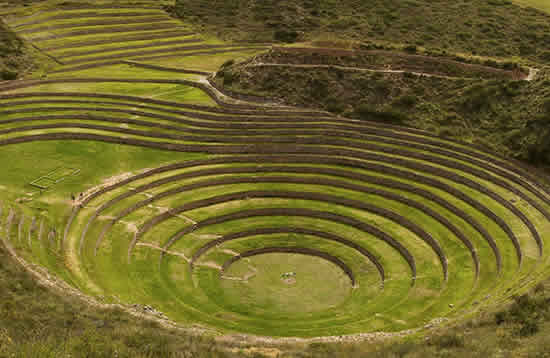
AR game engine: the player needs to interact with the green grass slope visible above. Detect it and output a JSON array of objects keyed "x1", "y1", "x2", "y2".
[{"x1": 512, "y1": 0, "x2": 550, "y2": 14}]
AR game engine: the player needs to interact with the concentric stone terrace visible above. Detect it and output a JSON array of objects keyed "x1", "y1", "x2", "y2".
[
  {"x1": 1, "y1": 4, "x2": 550, "y2": 339},
  {"x1": 4, "y1": 5, "x2": 266, "y2": 73},
  {"x1": 2, "y1": 77, "x2": 550, "y2": 337}
]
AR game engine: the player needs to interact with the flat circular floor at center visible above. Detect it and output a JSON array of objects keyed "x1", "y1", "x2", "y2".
[{"x1": 217, "y1": 253, "x2": 353, "y2": 316}]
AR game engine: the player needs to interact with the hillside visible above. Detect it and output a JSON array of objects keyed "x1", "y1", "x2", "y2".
[
  {"x1": 2, "y1": 0, "x2": 550, "y2": 357},
  {"x1": 0, "y1": 20, "x2": 35, "y2": 79},
  {"x1": 175, "y1": 0, "x2": 550, "y2": 64},
  {"x1": 213, "y1": 48, "x2": 550, "y2": 165}
]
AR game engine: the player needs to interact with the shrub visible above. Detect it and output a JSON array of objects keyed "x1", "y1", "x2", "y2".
[
  {"x1": 404, "y1": 44, "x2": 418, "y2": 53},
  {"x1": 222, "y1": 70, "x2": 235, "y2": 86},
  {"x1": 495, "y1": 311, "x2": 508, "y2": 325},
  {"x1": 494, "y1": 293, "x2": 549, "y2": 337},
  {"x1": 394, "y1": 94, "x2": 418, "y2": 108},
  {"x1": 309, "y1": 78, "x2": 329, "y2": 100},
  {"x1": 518, "y1": 319, "x2": 539, "y2": 337},
  {"x1": 355, "y1": 104, "x2": 407, "y2": 124},
  {"x1": 0, "y1": 69, "x2": 17, "y2": 80},
  {"x1": 220, "y1": 59, "x2": 235, "y2": 70},
  {"x1": 539, "y1": 50, "x2": 550, "y2": 62},
  {"x1": 432, "y1": 334, "x2": 465, "y2": 348},
  {"x1": 388, "y1": 341, "x2": 416, "y2": 357},
  {"x1": 274, "y1": 30, "x2": 299, "y2": 43},
  {"x1": 326, "y1": 97, "x2": 346, "y2": 114}
]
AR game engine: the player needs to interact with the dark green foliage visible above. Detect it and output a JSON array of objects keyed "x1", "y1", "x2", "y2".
[
  {"x1": 220, "y1": 59, "x2": 235, "y2": 69},
  {"x1": 355, "y1": 104, "x2": 407, "y2": 124},
  {"x1": 222, "y1": 70, "x2": 235, "y2": 86},
  {"x1": 494, "y1": 293, "x2": 550, "y2": 337},
  {"x1": 309, "y1": 77, "x2": 329, "y2": 100},
  {"x1": 404, "y1": 45, "x2": 418, "y2": 53},
  {"x1": 393, "y1": 94, "x2": 418, "y2": 108},
  {"x1": 326, "y1": 96, "x2": 346, "y2": 113},
  {"x1": 216, "y1": 55, "x2": 550, "y2": 166},
  {"x1": 1, "y1": 69, "x2": 18, "y2": 80},
  {"x1": 0, "y1": 19, "x2": 35, "y2": 79},
  {"x1": 430, "y1": 334, "x2": 465, "y2": 348},
  {"x1": 175, "y1": 0, "x2": 550, "y2": 64},
  {"x1": 460, "y1": 83, "x2": 501, "y2": 112},
  {"x1": 274, "y1": 30, "x2": 300, "y2": 43}
]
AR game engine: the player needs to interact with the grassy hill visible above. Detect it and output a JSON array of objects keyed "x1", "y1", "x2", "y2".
[
  {"x1": 214, "y1": 48, "x2": 550, "y2": 166},
  {"x1": 175, "y1": 0, "x2": 550, "y2": 63},
  {"x1": 2, "y1": 0, "x2": 550, "y2": 357}
]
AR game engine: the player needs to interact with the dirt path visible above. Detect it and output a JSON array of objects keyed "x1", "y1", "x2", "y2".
[
  {"x1": 191, "y1": 233, "x2": 223, "y2": 240},
  {"x1": 222, "y1": 263, "x2": 258, "y2": 282},
  {"x1": 196, "y1": 261, "x2": 222, "y2": 270},
  {"x1": 146, "y1": 204, "x2": 197, "y2": 224},
  {"x1": 249, "y1": 62, "x2": 483, "y2": 80},
  {"x1": 526, "y1": 67, "x2": 540, "y2": 82},
  {"x1": 197, "y1": 77, "x2": 243, "y2": 103},
  {"x1": 135, "y1": 242, "x2": 190, "y2": 261},
  {"x1": 248, "y1": 60, "x2": 537, "y2": 82},
  {"x1": 221, "y1": 249, "x2": 240, "y2": 256}
]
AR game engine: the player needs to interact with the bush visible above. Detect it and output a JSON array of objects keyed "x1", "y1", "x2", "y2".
[
  {"x1": 0, "y1": 69, "x2": 17, "y2": 80},
  {"x1": 394, "y1": 94, "x2": 418, "y2": 108},
  {"x1": 355, "y1": 104, "x2": 408, "y2": 124},
  {"x1": 432, "y1": 334, "x2": 465, "y2": 348},
  {"x1": 274, "y1": 30, "x2": 299, "y2": 43},
  {"x1": 539, "y1": 50, "x2": 550, "y2": 62},
  {"x1": 222, "y1": 70, "x2": 235, "y2": 86},
  {"x1": 220, "y1": 59, "x2": 235, "y2": 70},
  {"x1": 494, "y1": 293, "x2": 549, "y2": 337},
  {"x1": 404, "y1": 44, "x2": 418, "y2": 53},
  {"x1": 309, "y1": 78, "x2": 329, "y2": 100},
  {"x1": 518, "y1": 319, "x2": 539, "y2": 337},
  {"x1": 326, "y1": 97, "x2": 346, "y2": 114},
  {"x1": 495, "y1": 311, "x2": 508, "y2": 325}
]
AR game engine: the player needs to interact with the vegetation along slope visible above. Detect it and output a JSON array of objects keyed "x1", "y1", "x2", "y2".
[
  {"x1": 0, "y1": 0, "x2": 550, "y2": 357},
  {"x1": 0, "y1": 19, "x2": 40, "y2": 80}
]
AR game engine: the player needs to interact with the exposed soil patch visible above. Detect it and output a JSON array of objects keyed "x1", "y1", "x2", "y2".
[{"x1": 282, "y1": 277, "x2": 296, "y2": 285}]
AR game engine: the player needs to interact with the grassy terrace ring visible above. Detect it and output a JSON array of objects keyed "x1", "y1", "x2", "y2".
[
  {"x1": 2, "y1": 81, "x2": 550, "y2": 338},
  {"x1": 1, "y1": 4, "x2": 550, "y2": 340}
]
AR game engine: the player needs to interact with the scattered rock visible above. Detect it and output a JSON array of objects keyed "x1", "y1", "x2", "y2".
[{"x1": 130, "y1": 304, "x2": 168, "y2": 319}]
